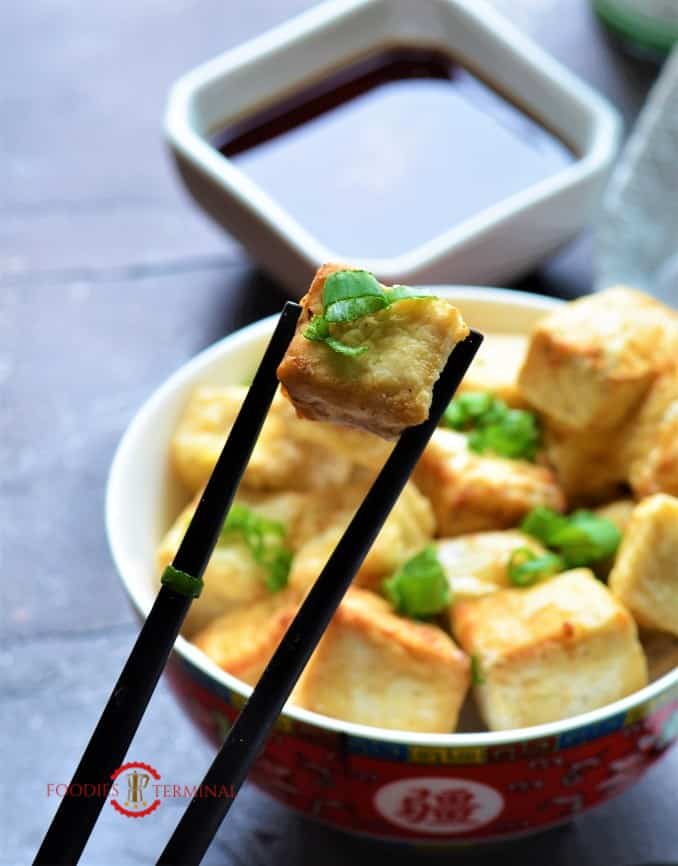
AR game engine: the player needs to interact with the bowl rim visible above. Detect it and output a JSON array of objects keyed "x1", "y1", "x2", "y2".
[{"x1": 106, "y1": 285, "x2": 678, "y2": 747}]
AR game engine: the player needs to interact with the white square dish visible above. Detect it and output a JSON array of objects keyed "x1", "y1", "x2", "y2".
[{"x1": 165, "y1": 0, "x2": 621, "y2": 294}]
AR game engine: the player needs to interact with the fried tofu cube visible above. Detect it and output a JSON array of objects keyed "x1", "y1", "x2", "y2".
[
  {"x1": 192, "y1": 588, "x2": 299, "y2": 686},
  {"x1": 457, "y1": 334, "x2": 529, "y2": 408},
  {"x1": 542, "y1": 420, "x2": 628, "y2": 503},
  {"x1": 295, "y1": 588, "x2": 470, "y2": 732},
  {"x1": 609, "y1": 494, "x2": 678, "y2": 637},
  {"x1": 436, "y1": 530, "x2": 548, "y2": 609},
  {"x1": 157, "y1": 489, "x2": 324, "y2": 635},
  {"x1": 171, "y1": 385, "x2": 354, "y2": 494},
  {"x1": 624, "y1": 371, "x2": 678, "y2": 498},
  {"x1": 518, "y1": 287, "x2": 678, "y2": 431},
  {"x1": 414, "y1": 429, "x2": 565, "y2": 536},
  {"x1": 289, "y1": 419, "x2": 393, "y2": 472},
  {"x1": 277, "y1": 263, "x2": 469, "y2": 439},
  {"x1": 289, "y1": 481, "x2": 435, "y2": 595},
  {"x1": 453, "y1": 569, "x2": 647, "y2": 730}
]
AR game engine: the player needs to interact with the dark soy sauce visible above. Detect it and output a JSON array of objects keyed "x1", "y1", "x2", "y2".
[{"x1": 213, "y1": 46, "x2": 575, "y2": 259}]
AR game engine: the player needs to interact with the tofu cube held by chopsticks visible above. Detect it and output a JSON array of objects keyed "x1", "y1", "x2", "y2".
[{"x1": 277, "y1": 264, "x2": 470, "y2": 440}]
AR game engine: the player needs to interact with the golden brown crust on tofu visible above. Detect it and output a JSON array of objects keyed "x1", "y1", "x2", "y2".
[
  {"x1": 453, "y1": 569, "x2": 647, "y2": 730},
  {"x1": 295, "y1": 588, "x2": 470, "y2": 732},
  {"x1": 623, "y1": 370, "x2": 678, "y2": 498},
  {"x1": 277, "y1": 263, "x2": 470, "y2": 440},
  {"x1": 171, "y1": 385, "x2": 354, "y2": 494},
  {"x1": 541, "y1": 419, "x2": 628, "y2": 504},
  {"x1": 289, "y1": 481, "x2": 436, "y2": 595},
  {"x1": 414, "y1": 429, "x2": 565, "y2": 536},
  {"x1": 609, "y1": 494, "x2": 678, "y2": 636},
  {"x1": 518, "y1": 287, "x2": 678, "y2": 431},
  {"x1": 436, "y1": 530, "x2": 548, "y2": 610},
  {"x1": 192, "y1": 588, "x2": 299, "y2": 686},
  {"x1": 457, "y1": 334, "x2": 530, "y2": 408}
]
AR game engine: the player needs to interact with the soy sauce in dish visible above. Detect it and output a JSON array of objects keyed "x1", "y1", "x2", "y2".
[{"x1": 212, "y1": 45, "x2": 576, "y2": 259}]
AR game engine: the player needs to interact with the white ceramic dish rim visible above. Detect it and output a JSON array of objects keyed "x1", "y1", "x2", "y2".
[
  {"x1": 106, "y1": 286, "x2": 678, "y2": 748},
  {"x1": 164, "y1": 0, "x2": 621, "y2": 279}
]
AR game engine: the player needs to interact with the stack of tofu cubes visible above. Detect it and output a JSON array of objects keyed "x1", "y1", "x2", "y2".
[{"x1": 450, "y1": 288, "x2": 678, "y2": 730}]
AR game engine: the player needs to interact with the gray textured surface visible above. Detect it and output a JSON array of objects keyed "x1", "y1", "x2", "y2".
[{"x1": 1, "y1": 1, "x2": 676, "y2": 864}]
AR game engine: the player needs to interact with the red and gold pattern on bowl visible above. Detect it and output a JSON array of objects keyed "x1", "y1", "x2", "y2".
[{"x1": 167, "y1": 652, "x2": 678, "y2": 844}]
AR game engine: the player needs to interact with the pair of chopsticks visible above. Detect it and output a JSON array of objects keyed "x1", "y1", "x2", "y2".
[{"x1": 34, "y1": 301, "x2": 482, "y2": 866}]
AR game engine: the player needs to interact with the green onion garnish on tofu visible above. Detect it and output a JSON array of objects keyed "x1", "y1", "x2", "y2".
[
  {"x1": 470, "y1": 654, "x2": 486, "y2": 686},
  {"x1": 219, "y1": 504, "x2": 292, "y2": 591},
  {"x1": 382, "y1": 545, "x2": 450, "y2": 619},
  {"x1": 520, "y1": 506, "x2": 621, "y2": 569},
  {"x1": 442, "y1": 392, "x2": 540, "y2": 461},
  {"x1": 550, "y1": 510, "x2": 622, "y2": 568},
  {"x1": 322, "y1": 270, "x2": 389, "y2": 322},
  {"x1": 469, "y1": 408, "x2": 540, "y2": 460},
  {"x1": 303, "y1": 269, "x2": 429, "y2": 356},
  {"x1": 520, "y1": 505, "x2": 562, "y2": 545},
  {"x1": 508, "y1": 547, "x2": 565, "y2": 587},
  {"x1": 442, "y1": 392, "x2": 496, "y2": 429}
]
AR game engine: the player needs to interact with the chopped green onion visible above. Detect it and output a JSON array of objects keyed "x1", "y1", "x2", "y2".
[
  {"x1": 160, "y1": 564, "x2": 203, "y2": 599},
  {"x1": 549, "y1": 510, "x2": 622, "y2": 568},
  {"x1": 470, "y1": 654, "x2": 485, "y2": 686},
  {"x1": 324, "y1": 295, "x2": 387, "y2": 323},
  {"x1": 322, "y1": 269, "x2": 383, "y2": 308},
  {"x1": 442, "y1": 392, "x2": 540, "y2": 461},
  {"x1": 469, "y1": 408, "x2": 540, "y2": 460},
  {"x1": 520, "y1": 507, "x2": 622, "y2": 569},
  {"x1": 382, "y1": 546, "x2": 450, "y2": 619},
  {"x1": 520, "y1": 506, "x2": 565, "y2": 546},
  {"x1": 303, "y1": 319, "x2": 368, "y2": 356},
  {"x1": 219, "y1": 504, "x2": 292, "y2": 592},
  {"x1": 443, "y1": 392, "x2": 495, "y2": 429},
  {"x1": 324, "y1": 336, "x2": 368, "y2": 357},
  {"x1": 303, "y1": 315, "x2": 330, "y2": 342},
  {"x1": 264, "y1": 547, "x2": 294, "y2": 592},
  {"x1": 221, "y1": 502, "x2": 285, "y2": 546},
  {"x1": 385, "y1": 284, "x2": 431, "y2": 304},
  {"x1": 303, "y1": 269, "x2": 430, "y2": 356},
  {"x1": 303, "y1": 314, "x2": 367, "y2": 355},
  {"x1": 507, "y1": 548, "x2": 565, "y2": 587}
]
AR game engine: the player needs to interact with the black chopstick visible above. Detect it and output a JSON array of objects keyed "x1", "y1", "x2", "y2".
[
  {"x1": 33, "y1": 301, "x2": 302, "y2": 866},
  {"x1": 156, "y1": 329, "x2": 483, "y2": 866}
]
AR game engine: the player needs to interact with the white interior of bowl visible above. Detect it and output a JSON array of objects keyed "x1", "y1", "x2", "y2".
[{"x1": 106, "y1": 287, "x2": 678, "y2": 746}]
